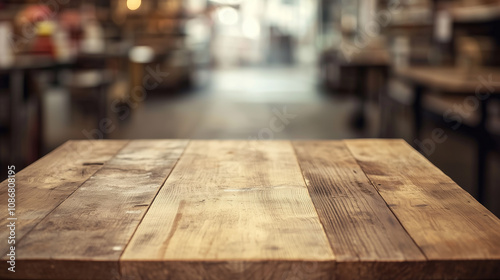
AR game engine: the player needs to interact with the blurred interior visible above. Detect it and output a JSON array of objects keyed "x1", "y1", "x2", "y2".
[{"x1": 1, "y1": 0, "x2": 500, "y2": 215}]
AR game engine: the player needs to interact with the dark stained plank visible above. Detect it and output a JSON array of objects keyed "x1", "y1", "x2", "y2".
[
  {"x1": 293, "y1": 141, "x2": 426, "y2": 279},
  {"x1": 121, "y1": 140, "x2": 335, "y2": 280},
  {"x1": 0, "y1": 140, "x2": 128, "y2": 255},
  {"x1": 1, "y1": 140, "x2": 188, "y2": 280},
  {"x1": 345, "y1": 139, "x2": 500, "y2": 279}
]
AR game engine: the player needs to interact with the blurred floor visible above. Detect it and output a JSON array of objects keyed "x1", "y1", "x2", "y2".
[{"x1": 43, "y1": 65, "x2": 363, "y2": 145}]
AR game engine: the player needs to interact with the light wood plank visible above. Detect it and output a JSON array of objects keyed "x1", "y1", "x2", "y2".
[
  {"x1": 345, "y1": 139, "x2": 500, "y2": 279},
  {"x1": 2, "y1": 140, "x2": 188, "y2": 280},
  {"x1": 121, "y1": 140, "x2": 335, "y2": 280},
  {"x1": 0, "y1": 140, "x2": 128, "y2": 254},
  {"x1": 293, "y1": 141, "x2": 426, "y2": 279}
]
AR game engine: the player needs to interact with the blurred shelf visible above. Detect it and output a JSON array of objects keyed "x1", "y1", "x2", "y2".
[
  {"x1": 450, "y1": 5, "x2": 500, "y2": 23},
  {"x1": 388, "y1": 22, "x2": 433, "y2": 30}
]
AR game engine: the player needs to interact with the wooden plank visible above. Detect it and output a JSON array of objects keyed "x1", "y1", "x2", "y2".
[
  {"x1": 293, "y1": 141, "x2": 426, "y2": 279},
  {"x1": 0, "y1": 140, "x2": 128, "y2": 254},
  {"x1": 2, "y1": 140, "x2": 188, "y2": 280},
  {"x1": 345, "y1": 139, "x2": 500, "y2": 279},
  {"x1": 121, "y1": 140, "x2": 335, "y2": 280}
]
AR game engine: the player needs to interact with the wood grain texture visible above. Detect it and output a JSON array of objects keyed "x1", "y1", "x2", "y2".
[
  {"x1": 345, "y1": 139, "x2": 500, "y2": 279},
  {"x1": 1, "y1": 140, "x2": 188, "y2": 280},
  {"x1": 293, "y1": 141, "x2": 426, "y2": 279},
  {"x1": 121, "y1": 140, "x2": 335, "y2": 280},
  {"x1": 2, "y1": 139, "x2": 500, "y2": 280},
  {"x1": 0, "y1": 140, "x2": 128, "y2": 255}
]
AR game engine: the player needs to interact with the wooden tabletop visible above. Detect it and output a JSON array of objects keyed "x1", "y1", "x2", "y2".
[
  {"x1": 395, "y1": 66, "x2": 500, "y2": 94},
  {"x1": 1, "y1": 140, "x2": 499, "y2": 280}
]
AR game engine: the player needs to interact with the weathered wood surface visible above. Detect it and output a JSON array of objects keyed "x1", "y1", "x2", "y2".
[
  {"x1": 345, "y1": 139, "x2": 500, "y2": 279},
  {"x1": 1, "y1": 140, "x2": 499, "y2": 280},
  {"x1": 121, "y1": 140, "x2": 335, "y2": 279},
  {"x1": 1, "y1": 140, "x2": 188, "y2": 279},
  {"x1": 293, "y1": 141, "x2": 425, "y2": 280},
  {"x1": 0, "y1": 140, "x2": 128, "y2": 255}
]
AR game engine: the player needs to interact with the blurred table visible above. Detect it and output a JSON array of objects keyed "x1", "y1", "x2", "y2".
[
  {"x1": 395, "y1": 67, "x2": 500, "y2": 93},
  {"x1": 337, "y1": 51, "x2": 390, "y2": 134},
  {"x1": 1, "y1": 139, "x2": 499, "y2": 279},
  {"x1": 0, "y1": 55, "x2": 62, "y2": 166},
  {"x1": 395, "y1": 66, "x2": 500, "y2": 202},
  {"x1": 62, "y1": 69, "x2": 114, "y2": 131}
]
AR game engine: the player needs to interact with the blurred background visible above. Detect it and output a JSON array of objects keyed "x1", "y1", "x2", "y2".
[{"x1": 0, "y1": 0, "x2": 500, "y2": 215}]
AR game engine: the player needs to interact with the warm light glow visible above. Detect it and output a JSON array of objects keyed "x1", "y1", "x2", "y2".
[
  {"x1": 127, "y1": 0, "x2": 141, "y2": 11},
  {"x1": 129, "y1": 46, "x2": 154, "y2": 63}
]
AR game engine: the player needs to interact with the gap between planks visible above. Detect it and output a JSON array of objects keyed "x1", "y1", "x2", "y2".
[
  {"x1": 340, "y1": 139, "x2": 428, "y2": 261},
  {"x1": 0, "y1": 140, "x2": 130, "y2": 257},
  {"x1": 4, "y1": 140, "x2": 191, "y2": 280},
  {"x1": 290, "y1": 141, "x2": 336, "y2": 259},
  {"x1": 119, "y1": 140, "x2": 336, "y2": 280},
  {"x1": 342, "y1": 139, "x2": 500, "y2": 279},
  {"x1": 116, "y1": 140, "x2": 191, "y2": 279},
  {"x1": 290, "y1": 139, "x2": 427, "y2": 279}
]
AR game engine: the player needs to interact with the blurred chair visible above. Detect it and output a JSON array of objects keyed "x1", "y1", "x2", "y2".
[{"x1": 64, "y1": 55, "x2": 113, "y2": 136}]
